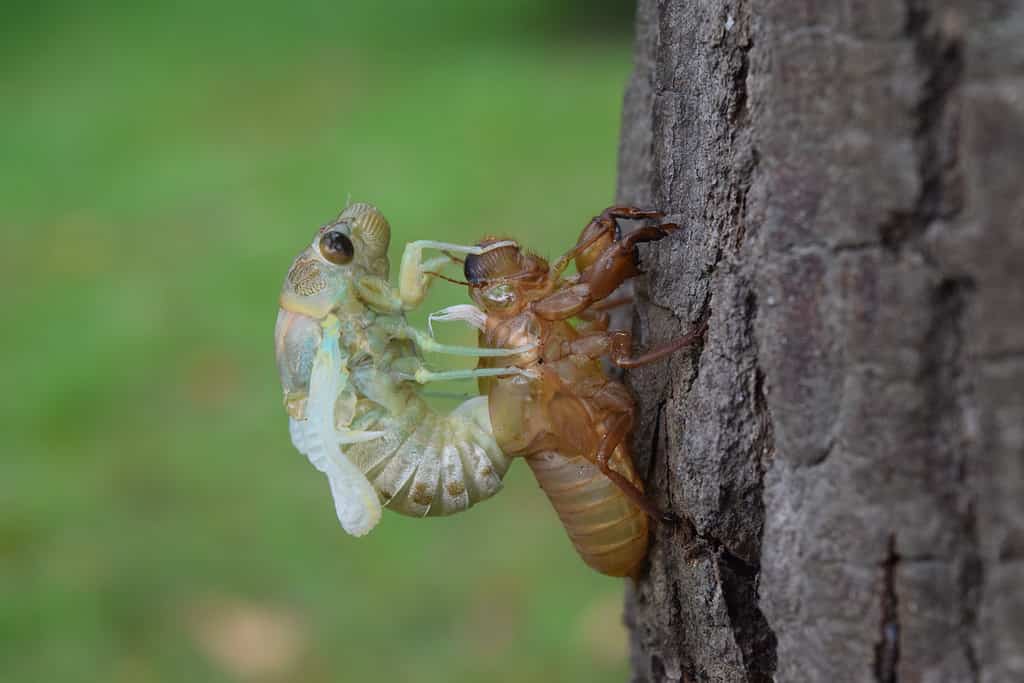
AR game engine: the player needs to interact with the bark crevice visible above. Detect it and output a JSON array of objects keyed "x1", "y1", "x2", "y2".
[
  {"x1": 718, "y1": 548, "x2": 776, "y2": 683},
  {"x1": 882, "y1": 0, "x2": 965, "y2": 251},
  {"x1": 873, "y1": 535, "x2": 901, "y2": 683}
]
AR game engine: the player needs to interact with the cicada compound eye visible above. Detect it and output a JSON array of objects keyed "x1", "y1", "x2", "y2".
[
  {"x1": 320, "y1": 230, "x2": 355, "y2": 265},
  {"x1": 464, "y1": 242, "x2": 521, "y2": 284},
  {"x1": 463, "y1": 252, "x2": 487, "y2": 285},
  {"x1": 482, "y1": 283, "x2": 517, "y2": 309}
]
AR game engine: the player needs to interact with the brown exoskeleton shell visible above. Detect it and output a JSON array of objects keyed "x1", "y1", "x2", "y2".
[{"x1": 453, "y1": 207, "x2": 701, "y2": 577}]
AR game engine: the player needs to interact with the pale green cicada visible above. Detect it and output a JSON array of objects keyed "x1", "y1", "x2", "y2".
[{"x1": 274, "y1": 203, "x2": 528, "y2": 536}]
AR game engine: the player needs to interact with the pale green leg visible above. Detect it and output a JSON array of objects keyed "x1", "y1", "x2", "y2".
[
  {"x1": 410, "y1": 326, "x2": 532, "y2": 357},
  {"x1": 420, "y1": 255, "x2": 452, "y2": 273},
  {"x1": 353, "y1": 275, "x2": 402, "y2": 314},
  {"x1": 393, "y1": 360, "x2": 529, "y2": 384},
  {"x1": 398, "y1": 239, "x2": 516, "y2": 310},
  {"x1": 374, "y1": 317, "x2": 532, "y2": 358}
]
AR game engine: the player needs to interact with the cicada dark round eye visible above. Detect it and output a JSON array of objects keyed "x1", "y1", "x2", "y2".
[
  {"x1": 464, "y1": 243, "x2": 520, "y2": 284},
  {"x1": 319, "y1": 231, "x2": 354, "y2": 265},
  {"x1": 464, "y1": 253, "x2": 485, "y2": 284}
]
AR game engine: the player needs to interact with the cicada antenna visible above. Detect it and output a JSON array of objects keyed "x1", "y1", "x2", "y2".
[
  {"x1": 425, "y1": 271, "x2": 471, "y2": 287},
  {"x1": 441, "y1": 250, "x2": 466, "y2": 264}
]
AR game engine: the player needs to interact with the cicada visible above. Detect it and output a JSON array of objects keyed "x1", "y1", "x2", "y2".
[
  {"x1": 432, "y1": 207, "x2": 702, "y2": 576},
  {"x1": 274, "y1": 202, "x2": 530, "y2": 536}
]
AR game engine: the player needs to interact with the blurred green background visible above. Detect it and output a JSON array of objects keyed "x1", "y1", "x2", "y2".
[{"x1": 1, "y1": 2, "x2": 636, "y2": 681}]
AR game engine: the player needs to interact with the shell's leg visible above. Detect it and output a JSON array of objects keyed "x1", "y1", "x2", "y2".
[
  {"x1": 606, "y1": 323, "x2": 706, "y2": 369},
  {"x1": 550, "y1": 206, "x2": 665, "y2": 276},
  {"x1": 398, "y1": 239, "x2": 516, "y2": 310},
  {"x1": 582, "y1": 382, "x2": 676, "y2": 525},
  {"x1": 562, "y1": 323, "x2": 704, "y2": 369},
  {"x1": 592, "y1": 415, "x2": 672, "y2": 524}
]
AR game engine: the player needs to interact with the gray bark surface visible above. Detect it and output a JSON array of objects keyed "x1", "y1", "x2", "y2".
[{"x1": 616, "y1": 2, "x2": 1024, "y2": 681}]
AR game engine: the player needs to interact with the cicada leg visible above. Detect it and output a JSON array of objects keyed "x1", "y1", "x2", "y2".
[
  {"x1": 374, "y1": 317, "x2": 532, "y2": 358},
  {"x1": 534, "y1": 216, "x2": 680, "y2": 322},
  {"x1": 592, "y1": 416, "x2": 677, "y2": 525},
  {"x1": 427, "y1": 304, "x2": 486, "y2": 337},
  {"x1": 398, "y1": 239, "x2": 517, "y2": 310},
  {"x1": 413, "y1": 327, "x2": 533, "y2": 357},
  {"x1": 392, "y1": 358, "x2": 531, "y2": 385},
  {"x1": 605, "y1": 324, "x2": 706, "y2": 369},
  {"x1": 564, "y1": 324, "x2": 705, "y2": 370},
  {"x1": 550, "y1": 206, "x2": 665, "y2": 277},
  {"x1": 578, "y1": 381, "x2": 678, "y2": 526}
]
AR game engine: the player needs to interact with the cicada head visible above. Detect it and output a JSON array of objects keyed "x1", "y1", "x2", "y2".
[
  {"x1": 464, "y1": 239, "x2": 547, "y2": 317},
  {"x1": 279, "y1": 202, "x2": 391, "y2": 319},
  {"x1": 277, "y1": 202, "x2": 390, "y2": 413}
]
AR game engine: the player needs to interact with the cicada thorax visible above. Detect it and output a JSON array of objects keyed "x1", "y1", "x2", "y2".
[{"x1": 340, "y1": 389, "x2": 510, "y2": 518}]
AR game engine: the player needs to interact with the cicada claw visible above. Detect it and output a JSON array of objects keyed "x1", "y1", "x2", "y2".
[{"x1": 428, "y1": 304, "x2": 487, "y2": 337}]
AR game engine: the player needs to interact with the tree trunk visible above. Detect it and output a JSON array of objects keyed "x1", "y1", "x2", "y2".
[{"x1": 616, "y1": 1, "x2": 1024, "y2": 681}]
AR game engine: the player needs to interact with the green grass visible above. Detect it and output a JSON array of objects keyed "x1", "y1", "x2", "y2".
[{"x1": 1, "y1": 3, "x2": 635, "y2": 681}]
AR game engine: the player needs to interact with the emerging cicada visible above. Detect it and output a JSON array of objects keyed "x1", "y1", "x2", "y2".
[
  {"x1": 274, "y1": 202, "x2": 531, "y2": 536},
  {"x1": 432, "y1": 207, "x2": 702, "y2": 576}
]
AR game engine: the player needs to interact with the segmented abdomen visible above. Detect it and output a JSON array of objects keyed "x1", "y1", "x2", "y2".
[
  {"x1": 526, "y1": 449, "x2": 648, "y2": 577},
  {"x1": 342, "y1": 394, "x2": 509, "y2": 518}
]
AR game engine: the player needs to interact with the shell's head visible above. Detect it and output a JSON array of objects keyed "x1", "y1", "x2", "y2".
[
  {"x1": 279, "y1": 202, "x2": 392, "y2": 319},
  {"x1": 464, "y1": 238, "x2": 548, "y2": 316}
]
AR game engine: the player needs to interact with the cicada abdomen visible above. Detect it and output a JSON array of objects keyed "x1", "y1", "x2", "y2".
[
  {"x1": 279, "y1": 309, "x2": 511, "y2": 532},
  {"x1": 526, "y1": 448, "x2": 648, "y2": 577},
  {"x1": 342, "y1": 393, "x2": 510, "y2": 518}
]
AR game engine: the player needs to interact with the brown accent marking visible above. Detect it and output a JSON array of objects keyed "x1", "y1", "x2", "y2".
[
  {"x1": 411, "y1": 482, "x2": 433, "y2": 506},
  {"x1": 553, "y1": 493, "x2": 624, "y2": 515},
  {"x1": 578, "y1": 534, "x2": 645, "y2": 557},
  {"x1": 569, "y1": 509, "x2": 646, "y2": 538},
  {"x1": 288, "y1": 259, "x2": 326, "y2": 296}
]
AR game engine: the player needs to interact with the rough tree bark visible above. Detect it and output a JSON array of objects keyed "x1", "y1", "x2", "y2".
[{"x1": 617, "y1": 1, "x2": 1024, "y2": 681}]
